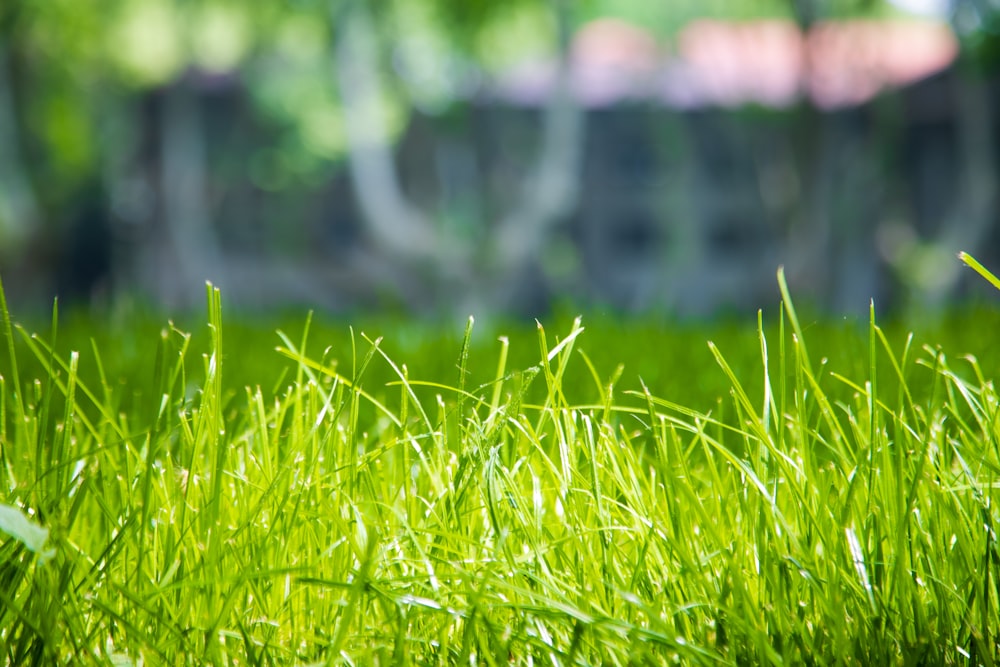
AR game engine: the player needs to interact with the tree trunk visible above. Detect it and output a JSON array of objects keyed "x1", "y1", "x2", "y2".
[
  {"x1": 0, "y1": 40, "x2": 40, "y2": 253},
  {"x1": 332, "y1": 0, "x2": 586, "y2": 313},
  {"x1": 160, "y1": 81, "x2": 222, "y2": 306},
  {"x1": 491, "y1": 0, "x2": 585, "y2": 276},
  {"x1": 935, "y1": 74, "x2": 998, "y2": 297},
  {"x1": 334, "y1": 0, "x2": 454, "y2": 266}
]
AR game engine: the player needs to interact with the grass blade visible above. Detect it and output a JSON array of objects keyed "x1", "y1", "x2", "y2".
[{"x1": 959, "y1": 251, "x2": 1000, "y2": 292}]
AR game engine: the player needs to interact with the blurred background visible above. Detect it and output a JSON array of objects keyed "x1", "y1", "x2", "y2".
[{"x1": 1, "y1": 0, "x2": 999, "y2": 319}]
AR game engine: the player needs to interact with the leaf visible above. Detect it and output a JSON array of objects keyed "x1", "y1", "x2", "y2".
[{"x1": 0, "y1": 504, "x2": 56, "y2": 564}]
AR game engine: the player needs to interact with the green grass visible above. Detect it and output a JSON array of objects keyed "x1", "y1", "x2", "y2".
[{"x1": 0, "y1": 264, "x2": 998, "y2": 665}]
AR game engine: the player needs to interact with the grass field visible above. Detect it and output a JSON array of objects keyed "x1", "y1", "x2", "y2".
[{"x1": 1, "y1": 264, "x2": 999, "y2": 665}]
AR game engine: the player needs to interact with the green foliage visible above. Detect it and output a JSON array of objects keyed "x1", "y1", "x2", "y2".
[{"x1": 1, "y1": 271, "x2": 1000, "y2": 663}]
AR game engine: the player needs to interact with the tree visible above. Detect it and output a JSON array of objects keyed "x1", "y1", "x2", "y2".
[
  {"x1": 333, "y1": 0, "x2": 586, "y2": 313},
  {"x1": 876, "y1": 0, "x2": 1000, "y2": 308},
  {"x1": 0, "y1": 3, "x2": 41, "y2": 257}
]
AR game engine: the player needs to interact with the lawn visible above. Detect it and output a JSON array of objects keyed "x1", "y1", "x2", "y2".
[{"x1": 1, "y1": 265, "x2": 999, "y2": 665}]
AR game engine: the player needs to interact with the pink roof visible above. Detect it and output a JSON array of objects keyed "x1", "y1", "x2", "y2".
[
  {"x1": 804, "y1": 19, "x2": 958, "y2": 108},
  {"x1": 489, "y1": 18, "x2": 958, "y2": 110}
]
